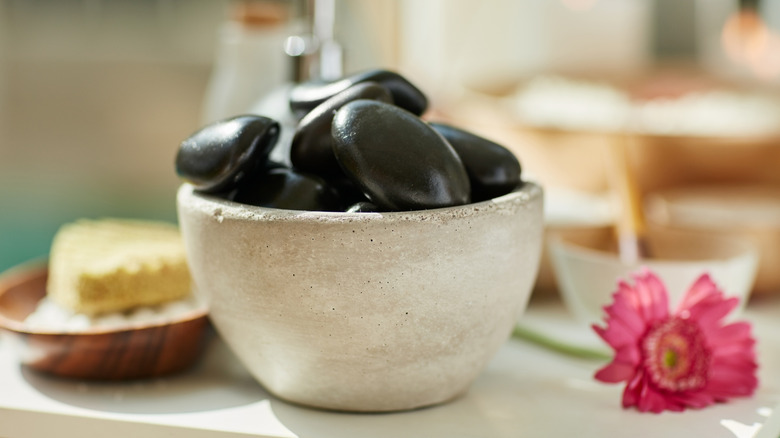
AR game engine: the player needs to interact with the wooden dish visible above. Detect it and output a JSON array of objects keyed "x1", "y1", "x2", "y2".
[{"x1": 0, "y1": 262, "x2": 210, "y2": 380}]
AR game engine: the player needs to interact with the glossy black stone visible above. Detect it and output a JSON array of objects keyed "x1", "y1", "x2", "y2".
[
  {"x1": 175, "y1": 115, "x2": 279, "y2": 193},
  {"x1": 291, "y1": 82, "x2": 393, "y2": 179},
  {"x1": 332, "y1": 100, "x2": 471, "y2": 211},
  {"x1": 329, "y1": 177, "x2": 372, "y2": 207},
  {"x1": 429, "y1": 122, "x2": 522, "y2": 202},
  {"x1": 346, "y1": 201, "x2": 379, "y2": 213},
  {"x1": 289, "y1": 69, "x2": 428, "y2": 119},
  {"x1": 229, "y1": 167, "x2": 343, "y2": 212}
]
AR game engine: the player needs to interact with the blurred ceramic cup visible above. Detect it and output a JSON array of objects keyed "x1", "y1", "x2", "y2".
[
  {"x1": 549, "y1": 225, "x2": 758, "y2": 327},
  {"x1": 176, "y1": 182, "x2": 544, "y2": 412},
  {"x1": 645, "y1": 184, "x2": 780, "y2": 296},
  {"x1": 534, "y1": 188, "x2": 615, "y2": 296}
]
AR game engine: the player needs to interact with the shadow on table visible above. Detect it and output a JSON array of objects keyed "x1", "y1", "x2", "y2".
[
  {"x1": 20, "y1": 337, "x2": 268, "y2": 414},
  {"x1": 268, "y1": 366, "x2": 533, "y2": 438}
]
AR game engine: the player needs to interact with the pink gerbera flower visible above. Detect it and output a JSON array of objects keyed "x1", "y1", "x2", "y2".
[{"x1": 593, "y1": 270, "x2": 758, "y2": 413}]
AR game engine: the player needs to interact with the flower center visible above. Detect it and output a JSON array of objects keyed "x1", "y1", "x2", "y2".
[{"x1": 642, "y1": 317, "x2": 710, "y2": 392}]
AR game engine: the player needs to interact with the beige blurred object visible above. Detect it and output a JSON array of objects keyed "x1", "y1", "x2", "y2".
[
  {"x1": 534, "y1": 225, "x2": 614, "y2": 296},
  {"x1": 441, "y1": 73, "x2": 780, "y2": 299},
  {"x1": 549, "y1": 224, "x2": 758, "y2": 326},
  {"x1": 442, "y1": 74, "x2": 780, "y2": 199},
  {"x1": 201, "y1": 0, "x2": 293, "y2": 124},
  {"x1": 396, "y1": 0, "x2": 650, "y2": 98},
  {"x1": 632, "y1": 134, "x2": 780, "y2": 195},
  {"x1": 646, "y1": 184, "x2": 780, "y2": 295},
  {"x1": 443, "y1": 94, "x2": 613, "y2": 194}
]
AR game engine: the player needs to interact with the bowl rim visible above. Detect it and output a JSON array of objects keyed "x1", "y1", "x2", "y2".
[
  {"x1": 547, "y1": 228, "x2": 758, "y2": 268},
  {"x1": 178, "y1": 181, "x2": 543, "y2": 223},
  {"x1": 0, "y1": 260, "x2": 209, "y2": 337}
]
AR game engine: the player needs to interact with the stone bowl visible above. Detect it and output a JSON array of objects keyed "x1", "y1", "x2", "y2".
[{"x1": 176, "y1": 182, "x2": 544, "y2": 412}]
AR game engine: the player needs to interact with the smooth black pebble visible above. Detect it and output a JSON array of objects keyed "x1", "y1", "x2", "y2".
[
  {"x1": 332, "y1": 100, "x2": 470, "y2": 211},
  {"x1": 289, "y1": 69, "x2": 427, "y2": 119},
  {"x1": 429, "y1": 122, "x2": 522, "y2": 201},
  {"x1": 291, "y1": 82, "x2": 393, "y2": 179},
  {"x1": 230, "y1": 167, "x2": 343, "y2": 212},
  {"x1": 329, "y1": 176, "x2": 372, "y2": 207},
  {"x1": 175, "y1": 115, "x2": 279, "y2": 193}
]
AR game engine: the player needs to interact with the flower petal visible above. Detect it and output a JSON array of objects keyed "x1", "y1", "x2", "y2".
[
  {"x1": 706, "y1": 372, "x2": 758, "y2": 399},
  {"x1": 593, "y1": 318, "x2": 641, "y2": 349},
  {"x1": 631, "y1": 270, "x2": 669, "y2": 324},
  {"x1": 708, "y1": 322, "x2": 753, "y2": 348},
  {"x1": 694, "y1": 298, "x2": 739, "y2": 333},
  {"x1": 637, "y1": 377, "x2": 679, "y2": 413},
  {"x1": 604, "y1": 295, "x2": 646, "y2": 337},
  {"x1": 595, "y1": 361, "x2": 637, "y2": 383},
  {"x1": 711, "y1": 341, "x2": 757, "y2": 359},
  {"x1": 677, "y1": 275, "x2": 738, "y2": 332},
  {"x1": 666, "y1": 390, "x2": 715, "y2": 409},
  {"x1": 677, "y1": 274, "x2": 718, "y2": 311},
  {"x1": 621, "y1": 372, "x2": 644, "y2": 409}
]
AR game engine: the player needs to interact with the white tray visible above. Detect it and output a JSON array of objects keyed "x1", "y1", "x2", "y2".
[{"x1": 2, "y1": 299, "x2": 779, "y2": 438}]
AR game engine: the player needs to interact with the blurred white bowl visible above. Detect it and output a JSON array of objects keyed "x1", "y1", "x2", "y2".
[
  {"x1": 550, "y1": 226, "x2": 758, "y2": 326},
  {"x1": 646, "y1": 184, "x2": 780, "y2": 296}
]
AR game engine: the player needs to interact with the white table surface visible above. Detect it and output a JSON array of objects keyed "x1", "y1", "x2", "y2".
[{"x1": 2, "y1": 297, "x2": 779, "y2": 438}]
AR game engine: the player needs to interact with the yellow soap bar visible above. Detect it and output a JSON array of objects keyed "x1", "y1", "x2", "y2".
[{"x1": 47, "y1": 218, "x2": 191, "y2": 315}]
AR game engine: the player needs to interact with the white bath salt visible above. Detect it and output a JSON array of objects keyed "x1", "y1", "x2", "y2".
[
  {"x1": 160, "y1": 295, "x2": 201, "y2": 315},
  {"x1": 511, "y1": 75, "x2": 632, "y2": 132},
  {"x1": 91, "y1": 313, "x2": 127, "y2": 328},
  {"x1": 23, "y1": 298, "x2": 76, "y2": 330},
  {"x1": 68, "y1": 314, "x2": 92, "y2": 331},
  {"x1": 635, "y1": 91, "x2": 780, "y2": 137},
  {"x1": 127, "y1": 307, "x2": 156, "y2": 323},
  {"x1": 510, "y1": 75, "x2": 780, "y2": 137},
  {"x1": 24, "y1": 294, "x2": 204, "y2": 332}
]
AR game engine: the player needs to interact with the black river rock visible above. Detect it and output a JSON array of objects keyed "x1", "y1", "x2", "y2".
[
  {"x1": 289, "y1": 69, "x2": 427, "y2": 119},
  {"x1": 291, "y1": 82, "x2": 393, "y2": 179},
  {"x1": 175, "y1": 115, "x2": 279, "y2": 193},
  {"x1": 429, "y1": 122, "x2": 522, "y2": 201},
  {"x1": 230, "y1": 167, "x2": 343, "y2": 212},
  {"x1": 332, "y1": 100, "x2": 470, "y2": 211}
]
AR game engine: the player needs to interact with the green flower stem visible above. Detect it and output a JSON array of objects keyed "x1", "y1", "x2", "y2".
[{"x1": 511, "y1": 325, "x2": 611, "y2": 361}]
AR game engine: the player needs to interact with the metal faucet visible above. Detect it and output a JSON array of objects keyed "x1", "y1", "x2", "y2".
[{"x1": 285, "y1": 0, "x2": 343, "y2": 83}]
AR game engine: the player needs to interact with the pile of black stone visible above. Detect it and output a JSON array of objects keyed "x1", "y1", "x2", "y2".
[{"x1": 175, "y1": 69, "x2": 522, "y2": 212}]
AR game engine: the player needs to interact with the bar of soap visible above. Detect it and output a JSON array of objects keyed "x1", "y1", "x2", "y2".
[{"x1": 47, "y1": 219, "x2": 191, "y2": 315}]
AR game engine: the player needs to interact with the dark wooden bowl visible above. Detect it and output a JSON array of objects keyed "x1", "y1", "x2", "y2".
[{"x1": 0, "y1": 262, "x2": 210, "y2": 380}]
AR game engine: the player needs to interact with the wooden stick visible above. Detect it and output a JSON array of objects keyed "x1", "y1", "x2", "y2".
[{"x1": 606, "y1": 132, "x2": 649, "y2": 265}]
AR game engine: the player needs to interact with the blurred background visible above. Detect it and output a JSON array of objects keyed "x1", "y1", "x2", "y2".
[{"x1": 1, "y1": 0, "x2": 779, "y2": 295}]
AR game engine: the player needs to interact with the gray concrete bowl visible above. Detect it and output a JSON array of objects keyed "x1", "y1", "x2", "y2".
[{"x1": 176, "y1": 182, "x2": 544, "y2": 412}]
